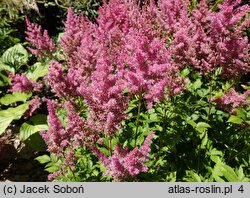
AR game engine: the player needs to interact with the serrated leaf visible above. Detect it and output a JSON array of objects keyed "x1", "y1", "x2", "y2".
[
  {"x1": 186, "y1": 120, "x2": 197, "y2": 128},
  {"x1": 112, "y1": 138, "x2": 118, "y2": 150},
  {"x1": 212, "y1": 163, "x2": 225, "y2": 182},
  {"x1": 196, "y1": 122, "x2": 210, "y2": 133},
  {"x1": 137, "y1": 134, "x2": 146, "y2": 146},
  {"x1": 211, "y1": 155, "x2": 221, "y2": 164},
  {"x1": 35, "y1": 155, "x2": 51, "y2": 164},
  {"x1": 197, "y1": 89, "x2": 210, "y2": 97},
  {"x1": 180, "y1": 68, "x2": 190, "y2": 77},
  {"x1": 0, "y1": 92, "x2": 32, "y2": 105},
  {"x1": 220, "y1": 164, "x2": 241, "y2": 182},
  {"x1": 0, "y1": 103, "x2": 29, "y2": 135},
  {"x1": 125, "y1": 103, "x2": 137, "y2": 113},
  {"x1": 186, "y1": 171, "x2": 202, "y2": 182},
  {"x1": 149, "y1": 113, "x2": 158, "y2": 121},
  {"x1": 193, "y1": 79, "x2": 202, "y2": 90},
  {"x1": 50, "y1": 154, "x2": 58, "y2": 162},
  {"x1": 228, "y1": 115, "x2": 243, "y2": 124},
  {"x1": 215, "y1": 67, "x2": 222, "y2": 76},
  {"x1": 236, "y1": 166, "x2": 245, "y2": 181}
]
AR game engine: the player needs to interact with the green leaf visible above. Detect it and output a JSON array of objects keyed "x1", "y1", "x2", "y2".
[
  {"x1": 185, "y1": 170, "x2": 202, "y2": 182},
  {"x1": 26, "y1": 62, "x2": 49, "y2": 81},
  {"x1": 236, "y1": 166, "x2": 245, "y2": 181},
  {"x1": 1, "y1": 44, "x2": 28, "y2": 70},
  {"x1": 50, "y1": 154, "x2": 58, "y2": 163},
  {"x1": 0, "y1": 103, "x2": 29, "y2": 135},
  {"x1": 111, "y1": 138, "x2": 118, "y2": 150},
  {"x1": 45, "y1": 165, "x2": 61, "y2": 173},
  {"x1": 197, "y1": 88, "x2": 210, "y2": 97},
  {"x1": 0, "y1": 92, "x2": 32, "y2": 105},
  {"x1": 193, "y1": 79, "x2": 202, "y2": 90},
  {"x1": 29, "y1": 114, "x2": 48, "y2": 125},
  {"x1": 57, "y1": 32, "x2": 64, "y2": 43},
  {"x1": 180, "y1": 68, "x2": 190, "y2": 77},
  {"x1": 215, "y1": 67, "x2": 222, "y2": 76},
  {"x1": 19, "y1": 114, "x2": 48, "y2": 151},
  {"x1": 221, "y1": 164, "x2": 241, "y2": 182},
  {"x1": 99, "y1": 147, "x2": 110, "y2": 156},
  {"x1": 186, "y1": 120, "x2": 197, "y2": 128},
  {"x1": 212, "y1": 163, "x2": 225, "y2": 182},
  {"x1": 0, "y1": 62, "x2": 15, "y2": 73},
  {"x1": 196, "y1": 122, "x2": 210, "y2": 133},
  {"x1": 35, "y1": 155, "x2": 51, "y2": 164},
  {"x1": 149, "y1": 113, "x2": 158, "y2": 121},
  {"x1": 0, "y1": 72, "x2": 10, "y2": 86},
  {"x1": 20, "y1": 122, "x2": 48, "y2": 141},
  {"x1": 166, "y1": 172, "x2": 177, "y2": 182},
  {"x1": 19, "y1": 114, "x2": 48, "y2": 150},
  {"x1": 201, "y1": 132, "x2": 208, "y2": 149},
  {"x1": 228, "y1": 115, "x2": 243, "y2": 124}
]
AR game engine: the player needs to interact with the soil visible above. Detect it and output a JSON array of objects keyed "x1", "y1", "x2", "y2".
[{"x1": 0, "y1": 127, "x2": 48, "y2": 182}]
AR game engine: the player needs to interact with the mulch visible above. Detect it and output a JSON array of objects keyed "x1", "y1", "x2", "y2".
[{"x1": 0, "y1": 127, "x2": 48, "y2": 182}]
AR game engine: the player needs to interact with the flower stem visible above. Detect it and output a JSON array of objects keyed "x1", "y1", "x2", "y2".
[
  {"x1": 134, "y1": 94, "x2": 142, "y2": 147},
  {"x1": 109, "y1": 137, "x2": 113, "y2": 156},
  {"x1": 62, "y1": 152, "x2": 77, "y2": 181}
]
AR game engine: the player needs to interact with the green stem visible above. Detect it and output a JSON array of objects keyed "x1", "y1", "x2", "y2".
[
  {"x1": 197, "y1": 144, "x2": 201, "y2": 173},
  {"x1": 207, "y1": 77, "x2": 213, "y2": 122},
  {"x1": 228, "y1": 144, "x2": 249, "y2": 162},
  {"x1": 62, "y1": 152, "x2": 77, "y2": 181},
  {"x1": 228, "y1": 129, "x2": 248, "y2": 162},
  {"x1": 160, "y1": 106, "x2": 167, "y2": 150},
  {"x1": 109, "y1": 137, "x2": 113, "y2": 156},
  {"x1": 134, "y1": 94, "x2": 142, "y2": 147}
]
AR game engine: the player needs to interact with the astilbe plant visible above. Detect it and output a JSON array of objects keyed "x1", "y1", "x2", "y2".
[
  {"x1": 161, "y1": 0, "x2": 250, "y2": 78},
  {"x1": 91, "y1": 132, "x2": 155, "y2": 181},
  {"x1": 23, "y1": 0, "x2": 250, "y2": 181},
  {"x1": 9, "y1": 73, "x2": 42, "y2": 93},
  {"x1": 25, "y1": 17, "x2": 56, "y2": 58},
  {"x1": 211, "y1": 88, "x2": 250, "y2": 113},
  {"x1": 44, "y1": 0, "x2": 175, "y2": 180}
]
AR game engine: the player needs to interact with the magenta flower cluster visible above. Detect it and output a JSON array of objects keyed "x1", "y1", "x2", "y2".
[
  {"x1": 211, "y1": 88, "x2": 250, "y2": 113},
  {"x1": 25, "y1": 17, "x2": 56, "y2": 58},
  {"x1": 91, "y1": 132, "x2": 155, "y2": 181},
  {"x1": 161, "y1": 0, "x2": 250, "y2": 78},
  {"x1": 9, "y1": 73, "x2": 42, "y2": 93},
  {"x1": 23, "y1": 0, "x2": 250, "y2": 181}
]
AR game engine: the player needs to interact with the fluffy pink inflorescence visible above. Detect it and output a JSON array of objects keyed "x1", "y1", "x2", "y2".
[
  {"x1": 9, "y1": 73, "x2": 42, "y2": 93},
  {"x1": 48, "y1": 0, "x2": 185, "y2": 139},
  {"x1": 47, "y1": 61, "x2": 79, "y2": 98},
  {"x1": 24, "y1": 96, "x2": 42, "y2": 117},
  {"x1": 166, "y1": 0, "x2": 250, "y2": 78},
  {"x1": 211, "y1": 88, "x2": 250, "y2": 113},
  {"x1": 40, "y1": 0, "x2": 250, "y2": 181},
  {"x1": 41, "y1": 100, "x2": 100, "y2": 170},
  {"x1": 92, "y1": 132, "x2": 155, "y2": 181},
  {"x1": 40, "y1": 100, "x2": 67, "y2": 156},
  {"x1": 25, "y1": 17, "x2": 56, "y2": 58}
]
